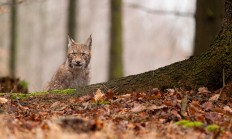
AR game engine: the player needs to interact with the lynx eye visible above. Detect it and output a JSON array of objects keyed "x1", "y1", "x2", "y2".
[
  {"x1": 81, "y1": 52, "x2": 86, "y2": 56},
  {"x1": 71, "y1": 52, "x2": 77, "y2": 55}
]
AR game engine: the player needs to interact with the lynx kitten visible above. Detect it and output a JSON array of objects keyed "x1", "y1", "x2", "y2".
[{"x1": 45, "y1": 35, "x2": 92, "y2": 91}]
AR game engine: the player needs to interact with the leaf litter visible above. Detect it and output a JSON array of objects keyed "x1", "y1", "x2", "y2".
[{"x1": 0, "y1": 86, "x2": 231, "y2": 139}]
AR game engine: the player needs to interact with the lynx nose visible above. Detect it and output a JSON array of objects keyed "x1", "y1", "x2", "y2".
[{"x1": 76, "y1": 61, "x2": 81, "y2": 66}]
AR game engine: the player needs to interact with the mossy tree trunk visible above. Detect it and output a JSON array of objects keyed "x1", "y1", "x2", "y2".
[
  {"x1": 73, "y1": 0, "x2": 232, "y2": 97},
  {"x1": 9, "y1": 0, "x2": 17, "y2": 78},
  {"x1": 109, "y1": 0, "x2": 123, "y2": 80},
  {"x1": 194, "y1": 0, "x2": 224, "y2": 56}
]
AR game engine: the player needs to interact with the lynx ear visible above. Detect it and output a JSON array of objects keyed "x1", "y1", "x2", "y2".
[
  {"x1": 85, "y1": 34, "x2": 92, "y2": 50},
  {"x1": 68, "y1": 35, "x2": 75, "y2": 47}
]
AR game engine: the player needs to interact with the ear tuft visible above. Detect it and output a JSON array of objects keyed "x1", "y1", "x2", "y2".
[
  {"x1": 85, "y1": 34, "x2": 92, "y2": 50},
  {"x1": 68, "y1": 35, "x2": 75, "y2": 47}
]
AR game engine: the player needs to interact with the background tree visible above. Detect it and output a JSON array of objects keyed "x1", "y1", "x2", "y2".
[
  {"x1": 109, "y1": 0, "x2": 123, "y2": 80},
  {"x1": 194, "y1": 0, "x2": 224, "y2": 56},
  {"x1": 67, "y1": 0, "x2": 77, "y2": 50},
  {"x1": 9, "y1": 0, "x2": 17, "y2": 77}
]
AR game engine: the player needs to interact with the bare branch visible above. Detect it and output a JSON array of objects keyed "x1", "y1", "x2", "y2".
[
  {"x1": 125, "y1": 2, "x2": 194, "y2": 17},
  {"x1": 0, "y1": 0, "x2": 25, "y2": 6}
]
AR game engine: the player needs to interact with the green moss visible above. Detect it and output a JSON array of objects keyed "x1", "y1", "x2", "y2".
[
  {"x1": 49, "y1": 89, "x2": 76, "y2": 94},
  {"x1": 175, "y1": 120, "x2": 190, "y2": 125},
  {"x1": 175, "y1": 120, "x2": 203, "y2": 128},
  {"x1": 206, "y1": 124, "x2": 220, "y2": 132},
  {"x1": 175, "y1": 120, "x2": 221, "y2": 132},
  {"x1": 11, "y1": 94, "x2": 28, "y2": 100},
  {"x1": 185, "y1": 121, "x2": 203, "y2": 128},
  {"x1": 19, "y1": 80, "x2": 29, "y2": 90},
  {"x1": 11, "y1": 91, "x2": 49, "y2": 100},
  {"x1": 8, "y1": 89, "x2": 76, "y2": 100}
]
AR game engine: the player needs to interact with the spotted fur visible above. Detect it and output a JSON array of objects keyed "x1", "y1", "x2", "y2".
[{"x1": 45, "y1": 35, "x2": 92, "y2": 91}]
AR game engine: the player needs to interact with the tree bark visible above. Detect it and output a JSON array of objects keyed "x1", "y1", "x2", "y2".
[
  {"x1": 73, "y1": 0, "x2": 232, "y2": 97},
  {"x1": 109, "y1": 0, "x2": 123, "y2": 80},
  {"x1": 194, "y1": 0, "x2": 224, "y2": 56},
  {"x1": 9, "y1": 0, "x2": 17, "y2": 78},
  {"x1": 67, "y1": 0, "x2": 77, "y2": 50}
]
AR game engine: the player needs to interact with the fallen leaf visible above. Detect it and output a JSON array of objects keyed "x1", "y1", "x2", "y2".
[
  {"x1": 50, "y1": 101, "x2": 61, "y2": 108},
  {"x1": 209, "y1": 94, "x2": 220, "y2": 101},
  {"x1": 105, "y1": 89, "x2": 114, "y2": 100},
  {"x1": 79, "y1": 94, "x2": 92, "y2": 102},
  {"x1": 166, "y1": 89, "x2": 175, "y2": 94},
  {"x1": 205, "y1": 112, "x2": 221, "y2": 123},
  {"x1": 94, "y1": 89, "x2": 105, "y2": 102},
  {"x1": 121, "y1": 94, "x2": 131, "y2": 98},
  {"x1": 198, "y1": 87, "x2": 210, "y2": 93},
  {"x1": 127, "y1": 123, "x2": 136, "y2": 129},
  {"x1": 163, "y1": 100, "x2": 174, "y2": 107},
  {"x1": 147, "y1": 105, "x2": 167, "y2": 111},
  {"x1": 212, "y1": 107, "x2": 224, "y2": 113},
  {"x1": 201, "y1": 102, "x2": 213, "y2": 111},
  {"x1": 0, "y1": 97, "x2": 8, "y2": 104},
  {"x1": 82, "y1": 102, "x2": 91, "y2": 110},
  {"x1": 223, "y1": 106, "x2": 232, "y2": 114},
  {"x1": 131, "y1": 104, "x2": 146, "y2": 113}
]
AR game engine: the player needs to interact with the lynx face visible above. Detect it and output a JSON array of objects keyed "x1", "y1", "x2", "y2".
[{"x1": 67, "y1": 35, "x2": 92, "y2": 69}]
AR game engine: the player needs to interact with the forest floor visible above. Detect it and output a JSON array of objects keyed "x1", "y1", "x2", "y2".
[{"x1": 0, "y1": 84, "x2": 232, "y2": 139}]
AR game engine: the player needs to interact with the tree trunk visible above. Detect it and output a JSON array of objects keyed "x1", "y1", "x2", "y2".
[
  {"x1": 109, "y1": 0, "x2": 123, "y2": 80},
  {"x1": 73, "y1": 0, "x2": 232, "y2": 97},
  {"x1": 67, "y1": 0, "x2": 77, "y2": 50},
  {"x1": 194, "y1": 0, "x2": 224, "y2": 56},
  {"x1": 9, "y1": 0, "x2": 17, "y2": 78}
]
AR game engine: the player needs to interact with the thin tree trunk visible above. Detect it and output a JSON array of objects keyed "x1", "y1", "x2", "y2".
[
  {"x1": 72, "y1": 0, "x2": 232, "y2": 97},
  {"x1": 109, "y1": 0, "x2": 123, "y2": 80},
  {"x1": 67, "y1": 0, "x2": 77, "y2": 50},
  {"x1": 9, "y1": 0, "x2": 17, "y2": 78},
  {"x1": 194, "y1": 0, "x2": 224, "y2": 56}
]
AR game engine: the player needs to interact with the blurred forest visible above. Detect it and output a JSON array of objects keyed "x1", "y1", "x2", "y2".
[{"x1": 0, "y1": 0, "x2": 224, "y2": 92}]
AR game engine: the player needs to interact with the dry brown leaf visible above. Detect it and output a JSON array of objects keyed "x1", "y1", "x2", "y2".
[
  {"x1": 166, "y1": 89, "x2": 175, "y2": 94},
  {"x1": 150, "y1": 90, "x2": 162, "y2": 99},
  {"x1": 0, "y1": 97, "x2": 8, "y2": 104},
  {"x1": 209, "y1": 94, "x2": 220, "y2": 101},
  {"x1": 147, "y1": 105, "x2": 167, "y2": 111},
  {"x1": 205, "y1": 112, "x2": 221, "y2": 122},
  {"x1": 78, "y1": 94, "x2": 93, "y2": 102},
  {"x1": 188, "y1": 101, "x2": 205, "y2": 115},
  {"x1": 198, "y1": 87, "x2": 210, "y2": 93},
  {"x1": 201, "y1": 102, "x2": 213, "y2": 110},
  {"x1": 50, "y1": 101, "x2": 61, "y2": 108},
  {"x1": 223, "y1": 106, "x2": 232, "y2": 114},
  {"x1": 194, "y1": 113, "x2": 206, "y2": 122},
  {"x1": 82, "y1": 102, "x2": 91, "y2": 110},
  {"x1": 94, "y1": 89, "x2": 105, "y2": 102},
  {"x1": 127, "y1": 123, "x2": 136, "y2": 129},
  {"x1": 212, "y1": 107, "x2": 225, "y2": 113},
  {"x1": 121, "y1": 94, "x2": 131, "y2": 98},
  {"x1": 163, "y1": 100, "x2": 174, "y2": 107},
  {"x1": 171, "y1": 109, "x2": 182, "y2": 119},
  {"x1": 105, "y1": 89, "x2": 114, "y2": 100},
  {"x1": 131, "y1": 104, "x2": 146, "y2": 113}
]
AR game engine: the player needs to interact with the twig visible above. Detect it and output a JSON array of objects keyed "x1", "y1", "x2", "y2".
[
  {"x1": 180, "y1": 95, "x2": 188, "y2": 118},
  {"x1": 223, "y1": 67, "x2": 225, "y2": 87}
]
